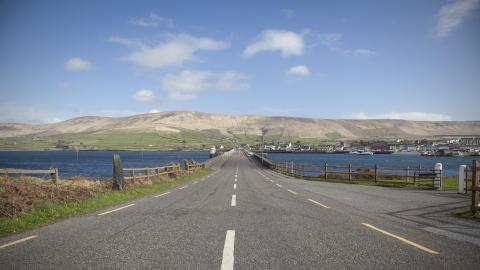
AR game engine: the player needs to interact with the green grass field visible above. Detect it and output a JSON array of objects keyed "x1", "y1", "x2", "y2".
[
  {"x1": 0, "y1": 130, "x2": 342, "y2": 151},
  {"x1": 0, "y1": 168, "x2": 214, "y2": 238}
]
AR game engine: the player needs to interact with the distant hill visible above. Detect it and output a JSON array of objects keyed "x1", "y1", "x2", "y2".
[{"x1": 1, "y1": 111, "x2": 479, "y2": 141}]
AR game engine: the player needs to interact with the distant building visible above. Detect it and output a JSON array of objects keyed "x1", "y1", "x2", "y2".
[
  {"x1": 317, "y1": 145, "x2": 335, "y2": 152},
  {"x1": 263, "y1": 145, "x2": 276, "y2": 151},
  {"x1": 460, "y1": 137, "x2": 480, "y2": 147}
]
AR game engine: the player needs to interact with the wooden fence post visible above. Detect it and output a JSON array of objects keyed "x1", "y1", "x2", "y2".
[
  {"x1": 405, "y1": 165, "x2": 409, "y2": 184},
  {"x1": 50, "y1": 168, "x2": 59, "y2": 186},
  {"x1": 472, "y1": 160, "x2": 479, "y2": 213},
  {"x1": 374, "y1": 164, "x2": 378, "y2": 183},
  {"x1": 324, "y1": 163, "x2": 328, "y2": 180},
  {"x1": 348, "y1": 164, "x2": 352, "y2": 181},
  {"x1": 112, "y1": 154, "x2": 124, "y2": 190}
]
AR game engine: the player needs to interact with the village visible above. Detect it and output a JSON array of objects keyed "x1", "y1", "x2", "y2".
[{"x1": 248, "y1": 136, "x2": 480, "y2": 156}]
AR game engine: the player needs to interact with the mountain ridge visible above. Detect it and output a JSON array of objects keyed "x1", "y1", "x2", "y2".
[{"x1": 1, "y1": 111, "x2": 479, "y2": 140}]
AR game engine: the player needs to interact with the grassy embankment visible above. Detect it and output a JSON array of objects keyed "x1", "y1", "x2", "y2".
[
  {"x1": 0, "y1": 168, "x2": 213, "y2": 238},
  {"x1": 0, "y1": 131, "x2": 342, "y2": 151},
  {"x1": 451, "y1": 208, "x2": 480, "y2": 220}
]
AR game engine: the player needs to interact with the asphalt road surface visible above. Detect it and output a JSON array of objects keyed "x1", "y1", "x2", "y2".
[{"x1": 1, "y1": 150, "x2": 479, "y2": 269}]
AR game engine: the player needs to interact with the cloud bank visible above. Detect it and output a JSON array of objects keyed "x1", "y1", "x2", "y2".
[
  {"x1": 162, "y1": 70, "x2": 249, "y2": 101},
  {"x1": 111, "y1": 34, "x2": 229, "y2": 69},
  {"x1": 435, "y1": 0, "x2": 479, "y2": 38}
]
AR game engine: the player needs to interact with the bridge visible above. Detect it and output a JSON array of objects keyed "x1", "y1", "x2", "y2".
[{"x1": 1, "y1": 150, "x2": 479, "y2": 269}]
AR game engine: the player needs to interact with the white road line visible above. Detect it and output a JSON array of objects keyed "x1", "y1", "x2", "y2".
[
  {"x1": 192, "y1": 181, "x2": 198, "y2": 185},
  {"x1": 0, "y1": 235, "x2": 38, "y2": 250},
  {"x1": 235, "y1": 178, "x2": 237, "y2": 182},
  {"x1": 276, "y1": 183, "x2": 283, "y2": 188},
  {"x1": 98, "y1": 204, "x2": 135, "y2": 216},
  {"x1": 308, "y1": 199, "x2": 330, "y2": 209},
  {"x1": 287, "y1": 189, "x2": 298, "y2": 195},
  {"x1": 231, "y1": 194, "x2": 236, "y2": 206},
  {"x1": 362, "y1": 223, "x2": 439, "y2": 255},
  {"x1": 154, "y1": 191, "x2": 171, "y2": 198},
  {"x1": 270, "y1": 180, "x2": 274, "y2": 183},
  {"x1": 233, "y1": 183, "x2": 237, "y2": 190},
  {"x1": 179, "y1": 185, "x2": 188, "y2": 190},
  {"x1": 221, "y1": 230, "x2": 235, "y2": 270}
]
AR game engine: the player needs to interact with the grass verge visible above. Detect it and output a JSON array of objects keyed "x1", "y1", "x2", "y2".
[
  {"x1": 0, "y1": 168, "x2": 213, "y2": 238},
  {"x1": 451, "y1": 208, "x2": 480, "y2": 221}
]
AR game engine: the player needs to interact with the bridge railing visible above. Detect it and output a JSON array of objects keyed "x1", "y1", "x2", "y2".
[{"x1": 250, "y1": 152, "x2": 442, "y2": 189}]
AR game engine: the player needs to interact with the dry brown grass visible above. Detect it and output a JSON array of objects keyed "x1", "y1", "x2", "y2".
[{"x1": 0, "y1": 173, "x2": 183, "y2": 218}]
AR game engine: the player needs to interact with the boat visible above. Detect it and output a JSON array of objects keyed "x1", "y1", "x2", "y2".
[
  {"x1": 359, "y1": 151, "x2": 374, "y2": 155},
  {"x1": 209, "y1": 147, "x2": 216, "y2": 158},
  {"x1": 349, "y1": 151, "x2": 360, "y2": 155}
]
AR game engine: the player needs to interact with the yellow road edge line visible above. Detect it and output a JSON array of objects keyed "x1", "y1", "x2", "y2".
[
  {"x1": 361, "y1": 223, "x2": 439, "y2": 255},
  {"x1": 287, "y1": 189, "x2": 298, "y2": 195},
  {"x1": 308, "y1": 198, "x2": 330, "y2": 209},
  {"x1": 98, "y1": 203, "x2": 135, "y2": 216},
  {"x1": 0, "y1": 235, "x2": 38, "y2": 250}
]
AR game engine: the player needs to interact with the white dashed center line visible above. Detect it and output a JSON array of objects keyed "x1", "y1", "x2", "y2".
[
  {"x1": 233, "y1": 183, "x2": 237, "y2": 190},
  {"x1": 221, "y1": 230, "x2": 235, "y2": 270},
  {"x1": 308, "y1": 199, "x2": 330, "y2": 209},
  {"x1": 287, "y1": 189, "x2": 298, "y2": 195},
  {"x1": 231, "y1": 194, "x2": 236, "y2": 206}
]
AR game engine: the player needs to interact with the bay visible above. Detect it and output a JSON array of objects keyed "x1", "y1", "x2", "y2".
[{"x1": 0, "y1": 151, "x2": 209, "y2": 179}]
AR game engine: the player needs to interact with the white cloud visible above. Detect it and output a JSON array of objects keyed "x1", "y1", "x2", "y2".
[
  {"x1": 149, "y1": 109, "x2": 160, "y2": 113},
  {"x1": 162, "y1": 70, "x2": 249, "y2": 101},
  {"x1": 243, "y1": 30, "x2": 304, "y2": 57},
  {"x1": 435, "y1": 0, "x2": 479, "y2": 38},
  {"x1": 350, "y1": 49, "x2": 376, "y2": 56},
  {"x1": 280, "y1": 9, "x2": 296, "y2": 18},
  {"x1": 133, "y1": 89, "x2": 159, "y2": 104},
  {"x1": 287, "y1": 65, "x2": 310, "y2": 77},
  {"x1": 59, "y1": 82, "x2": 73, "y2": 91},
  {"x1": 129, "y1": 13, "x2": 173, "y2": 28},
  {"x1": 111, "y1": 34, "x2": 229, "y2": 69},
  {"x1": 351, "y1": 112, "x2": 452, "y2": 121},
  {"x1": 316, "y1": 33, "x2": 376, "y2": 57},
  {"x1": 64, "y1": 57, "x2": 92, "y2": 71}
]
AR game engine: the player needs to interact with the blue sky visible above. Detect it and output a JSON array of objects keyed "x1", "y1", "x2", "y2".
[{"x1": 0, "y1": 0, "x2": 479, "y2": 123}]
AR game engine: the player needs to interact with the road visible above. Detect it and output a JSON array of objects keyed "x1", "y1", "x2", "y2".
[{"x1": 1, "y1": 150, "x2": 479, "y2": 269}]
